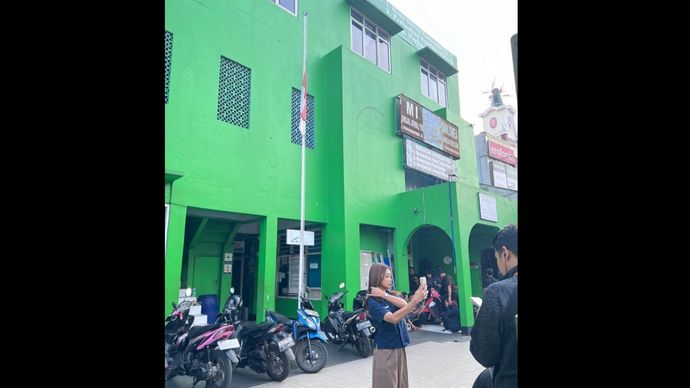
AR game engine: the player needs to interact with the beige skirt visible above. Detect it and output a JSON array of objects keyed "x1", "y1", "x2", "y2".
[{"x1": 372, "y1": 347, "x2": 408, "y2": 388}]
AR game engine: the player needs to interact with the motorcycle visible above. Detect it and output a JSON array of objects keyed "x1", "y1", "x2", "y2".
[
  {"x1": 164, "y1": 288, "x2": 239, "y2": 388},
  {"x1": 265, "y1": 289, "x2": 328, "y2": 373},
  {"x1": 320, "y1": 282, "x2": 375, "y2": 358},
  {"x1": 215, "y1": 287, "x2": 296, "y2": 382},
  {"x1": 416, "y1": 287, "x2": 443, "y2": 324}
]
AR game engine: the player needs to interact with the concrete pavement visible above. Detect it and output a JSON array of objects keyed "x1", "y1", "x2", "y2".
[{"x1": 165, "y1": 327, "x2": 485, "y2": 388}]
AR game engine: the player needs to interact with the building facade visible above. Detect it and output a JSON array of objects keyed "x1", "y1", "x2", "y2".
[{"x1": 165, "y1": 0, "x2": 517, "y2": 332}]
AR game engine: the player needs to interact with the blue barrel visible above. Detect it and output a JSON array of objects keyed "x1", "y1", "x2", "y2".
[{"x1": 198, "y1": 294, "x2": 219, "y2": 324}]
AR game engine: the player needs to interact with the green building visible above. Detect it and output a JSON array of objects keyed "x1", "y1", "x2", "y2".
[{"x1": 165, "y1": 0, "x2": 517, "y2": 333}]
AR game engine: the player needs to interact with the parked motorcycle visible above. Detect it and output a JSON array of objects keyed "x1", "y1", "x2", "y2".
[
  {"x1": 215, "y1": 288, "x2": 296, "y2": 381},
  {"x1": 320, "y1": 283, "x2": 375, "y2": 358},
  {"x1": 266, "y1": 290, "x2": 328, "y2": 373},
  {"x1": 164, "y1": 288, "x2": 239, "y2": 388},
  {"x1": 416, "y1": 287, "x2": 443, "y2": 323}
]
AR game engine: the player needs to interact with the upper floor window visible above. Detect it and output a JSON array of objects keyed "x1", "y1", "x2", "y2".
[
  {"x1": 351, "y1": 8, "x2": 390, "y2": 72},
  {"x1": 421, "y1": 59, "x2": 447, "y2": 107},
  {"x1": 269, "y1": 0, "x2": 297, "y2": 16}
]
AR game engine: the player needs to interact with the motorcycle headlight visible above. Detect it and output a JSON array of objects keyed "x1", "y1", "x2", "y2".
[{"x1": 306, "y1": 318, "x2": 317, "y2": 331}]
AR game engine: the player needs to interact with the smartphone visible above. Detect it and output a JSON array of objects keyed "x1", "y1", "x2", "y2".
[{"x1": 419, "y1": 276, "x2": 427, "y2": 287}]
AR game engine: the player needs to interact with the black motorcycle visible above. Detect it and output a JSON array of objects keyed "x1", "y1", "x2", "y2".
[
  {"x1": 216, "y1": 288, "x2": 295, "y2": 382},
  {"x1": 165, "y1": 289, "x2": 239, "y2": 388},
  {"x1": 320, "y1": 282, "x2": 375, "y2": 358}
]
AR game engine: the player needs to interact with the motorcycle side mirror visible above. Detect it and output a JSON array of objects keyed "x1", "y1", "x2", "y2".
[
  {"x1": 185, "y1": 288, "x2": 192, "y2": 297},
  {"x1": 339, "y1": 282, "x2": 345, "y2": 289},
  {"x1": 230, "y1": 287, "x2": 235, "y2": 294}
]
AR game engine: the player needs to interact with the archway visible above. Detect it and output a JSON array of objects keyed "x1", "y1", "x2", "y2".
[{"x1": 468, "y1": 223, "x2": 501, "y2": 297}]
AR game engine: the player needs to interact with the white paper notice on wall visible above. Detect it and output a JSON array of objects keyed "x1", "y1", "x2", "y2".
[
  {"x1": 286, "y1": 229, "x2": 314, "y2": 246},
  {"x1": 478, "y1": 192, "x2": 498, "y2": 222},
  {"x1": 309, "y1": 262, "x2": 318, "y2": 269},
  {"x1": 224, "y1": 264, "x2": 232, "y2": 274}
]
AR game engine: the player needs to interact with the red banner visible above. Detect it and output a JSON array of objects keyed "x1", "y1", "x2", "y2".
[{"x1": 487, "y1": 140, "x2": 516, "y2": 166}]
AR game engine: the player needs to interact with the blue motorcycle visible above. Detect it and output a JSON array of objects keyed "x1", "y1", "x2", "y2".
[{"x1": 266, "y1": 292, "x2": 328, "y2": 373}]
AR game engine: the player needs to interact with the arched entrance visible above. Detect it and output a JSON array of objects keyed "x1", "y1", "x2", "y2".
[
  {"x1": 406, "y1": 225, "x2": 455, "y2": 282},
  {"x1": 468, "y1": 223, "x2": 501, "y2": 296}
]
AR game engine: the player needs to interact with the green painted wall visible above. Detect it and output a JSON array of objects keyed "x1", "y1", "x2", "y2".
[
  {"x1": 360, "y1": 225, "x2": 388, "y2": 253},
  {"x1": 165, "y1": 0, "x2": 517, "y2": 327}
]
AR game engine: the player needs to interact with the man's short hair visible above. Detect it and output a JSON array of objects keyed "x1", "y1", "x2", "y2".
[{"x1": 493, "y1": 224, "x2": 517, "y2": 256}]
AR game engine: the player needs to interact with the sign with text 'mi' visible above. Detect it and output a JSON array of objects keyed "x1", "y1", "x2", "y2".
[{"x1": 397, "y1": 95, "x2": 460, "y2": 159}]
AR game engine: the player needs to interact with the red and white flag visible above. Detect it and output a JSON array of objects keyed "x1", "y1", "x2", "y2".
[{"x1": 299, "y1": 65, "x2": 307, "y2": 136}]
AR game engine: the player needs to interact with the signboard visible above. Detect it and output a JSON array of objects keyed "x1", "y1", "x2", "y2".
[
  {"x1": 286, "y1": 229, "x2": 315, "y2": 246},
  {"x1": 404, "y1": 139, "x2": 456, "y2": 181},
  {"x1": 398, "y1": 95, "x2": 460, "y2": 159},
  {"x1": 491, "y1": 160, "x2": 508, "y2": 189},
  {"x1": 478, "y1": 192, "x2": 498, "y2": 222},
  {"x1": 506, "y1": 164, "x2": 518, "y2": 191},
  {"x1": 223, "y1": 264, "x2": 232, "y2": 274},
  {"x1": 487, "y1": 138, "x2": 517, "y2": 166}
]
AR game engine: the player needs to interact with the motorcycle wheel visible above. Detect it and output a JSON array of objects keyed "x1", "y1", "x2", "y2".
[
  {"x1": 205, "y1": 349, "x2": 233, "y2": 388},
  {"x1": 354, "y1": 332, "x2": 371, "y2": 358},
  {"x1": 265, "y1": 344, "x2": 290, "y2": 381},
  {"x1": 295, "y1": 339, "x2": 327, "y2": 373}
]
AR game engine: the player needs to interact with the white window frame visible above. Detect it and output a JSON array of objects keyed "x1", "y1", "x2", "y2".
[
  {"x1": 350, "y1": 8, "x2": 391, "y2": 73},
  {"x1": 268, "y1": 0, "x2": 298, "y2": 16},
  {"x1": 421, "y1": 59, "x2": 447, "y2": 107}
]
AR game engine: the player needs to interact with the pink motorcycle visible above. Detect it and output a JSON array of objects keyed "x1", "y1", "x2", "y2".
[
  {"x1": 165, "y1": 291, "x2": 240, "y2": 388},
  {"x1": 416, "y1": 287, "x2": 443, "y2": 323}
]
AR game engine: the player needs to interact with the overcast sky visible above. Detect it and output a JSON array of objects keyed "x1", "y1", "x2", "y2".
[{"x1": 387, "y1": 0, "x2": 517, "y2": 134}]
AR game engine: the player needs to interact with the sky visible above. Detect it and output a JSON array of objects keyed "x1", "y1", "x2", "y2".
[{"x1": 386, "y1": 0, "x2": 517, "y2": 135}]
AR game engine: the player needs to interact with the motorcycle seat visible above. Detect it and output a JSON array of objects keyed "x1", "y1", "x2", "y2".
[
  {"x1": 341, "y1": 310, "x2": 360, "y2": 320},
  {"x1": 188, "y1": 323, "x2": 223, "y2": 339},
  {"x1": 238, "y1": 321, "x2": 275, "y2": 340},
  {"x1": 268, "y1": 311, "x2": 294, "y2": 326}
]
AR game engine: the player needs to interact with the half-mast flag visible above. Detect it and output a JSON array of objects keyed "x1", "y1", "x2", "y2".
[{"x1": 299, "y1": 67, "x2": 307, "y2": 136}]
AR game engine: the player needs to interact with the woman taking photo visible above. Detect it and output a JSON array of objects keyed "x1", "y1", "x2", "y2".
[{"x1": 367, "y1": 263, "x2": 428, "y2": 388}]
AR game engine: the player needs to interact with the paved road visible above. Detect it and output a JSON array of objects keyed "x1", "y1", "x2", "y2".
[{"x1": 165, "y1": 328, "x2": 484, "y2": 387}]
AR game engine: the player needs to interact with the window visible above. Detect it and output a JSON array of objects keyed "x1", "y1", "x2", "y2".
[
  {"x1": 351, "y1": 8, "x2": 391, "y2": 72},
  {"x1": 165, "y1": 31, "x2": 173, "y2": 103},
  {"x1": 269, "y1": 0, "x2": 297, "y2": 15},
  {"x1": 291, "y1": 88, "x2": 315, "y2": 149},
  {"x1": 405, "y1": 168, "x2": 444, "y2": 191},
  {"x1": 217, "y1": 56, "x2": 251, "y2": 128},
  {"x1": 276, "y1": 230, "x2": 322, "y2": 298},
  {"x1": 421, "y1": 60, "x2": 447, "y2": 107}
]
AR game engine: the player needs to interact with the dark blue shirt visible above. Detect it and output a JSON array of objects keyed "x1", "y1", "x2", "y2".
[{"x1": 367, "y1": 297, "x2": 410, "y2": 349}]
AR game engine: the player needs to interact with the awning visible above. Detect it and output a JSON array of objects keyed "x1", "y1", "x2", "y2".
[
  {"x1": 418, "y1": 46, "x2": 458, "y2": 76},
  {"x1": 347, "y1": 0, "x2": 404, "y2": 36},
  {"x1": 165, "y1": 170, "x2": 185, "y2": 183}
]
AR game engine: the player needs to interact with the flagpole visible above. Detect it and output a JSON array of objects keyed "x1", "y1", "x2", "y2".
[{"x1": 297, "y1": 11, "x2": 308, "y2": 310}]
